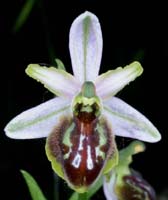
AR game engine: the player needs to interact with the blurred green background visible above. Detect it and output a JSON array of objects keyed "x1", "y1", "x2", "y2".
[{"x1": 1, "y1": 0, "x2": 167, "y2": 199}]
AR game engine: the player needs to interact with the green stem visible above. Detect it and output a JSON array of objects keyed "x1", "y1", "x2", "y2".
[
  {"x1": 53, "y1": 173, "x2": 59, "y2": 200},
  {"x1": 78, "y1": 193, "x2": 88, "y2": 200}
]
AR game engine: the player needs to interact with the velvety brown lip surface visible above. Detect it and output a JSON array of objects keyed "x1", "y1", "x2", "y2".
[
  {"x1": 62, "y1": 110, "x2": 114, "y2": 187},
  {"x1": 47, "y1": 108, "x2": 114, "y2": 188}
]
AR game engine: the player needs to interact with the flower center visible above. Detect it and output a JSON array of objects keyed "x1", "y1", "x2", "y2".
[
  {"x1": 47, "y1": 82, "x2": 115, "y2": 192},
  {"x1": 72, "y1": 81, "x2": 102, "y2": 119}
]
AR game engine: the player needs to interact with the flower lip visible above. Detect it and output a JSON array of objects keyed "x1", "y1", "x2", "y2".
[
  {"x1": 46, "y1": 99, "x2": 117, "y2": 193},
  {"x1": 123, "y1": 173, "x2": 156, "y2": 200}
]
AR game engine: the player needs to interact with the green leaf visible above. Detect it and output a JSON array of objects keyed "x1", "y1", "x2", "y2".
[
  {"x1": 69, "y1": 192, "x2": 88, "y2": 200},
  {"x1": 69, "y1": 192, "x2": 78, "y2": 200},
  {"x1": 78, "y1": 193, "x2": 88, "y2": 200},
  {"x1": 55, "y1": 58, "x2": 66, "y2": 71},
  {"x1": 21, "y1": 170, "x2": 47, "y2": 200},
  {"x1": 13, "y1": 0, "x2": 37, "y2": 33}
]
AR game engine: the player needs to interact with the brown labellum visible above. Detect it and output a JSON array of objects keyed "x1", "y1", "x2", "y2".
[{"x1": 47, "y1": 110, "x2": 116, "y2": 190}]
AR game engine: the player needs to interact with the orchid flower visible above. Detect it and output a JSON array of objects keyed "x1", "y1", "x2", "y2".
[
  {"x1": 4, "y1": 11, "x2": 161, "y2": 193},
  {"x1": 103, "y1": 141, "x2": 156, "y2": 200}
]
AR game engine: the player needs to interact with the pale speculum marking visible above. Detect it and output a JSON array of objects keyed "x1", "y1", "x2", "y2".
[
  {"x1": 72, "y1": 152, "x2": 82, "y2": 168},
  {"x1": 72, "y1": 134, "x2": 94, "y2": 170},
  {"x1": 60, "y1": 110, "x2": 113, "y2": 187},
  {"x1": 87, "y1": 145, "x2": 94, "y2": 170},
  {"x1": 78, "y1": 134, "x2": 85, "y2": 151}
]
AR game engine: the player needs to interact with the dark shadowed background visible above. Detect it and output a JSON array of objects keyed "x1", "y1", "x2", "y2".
[{"x1": 1, "y1": 1, "x2": 168, "y2": 199}]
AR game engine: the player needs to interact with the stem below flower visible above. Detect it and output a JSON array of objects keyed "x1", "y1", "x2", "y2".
[{"x1": 78, "y1": 193, "x2": 88, "y2": 200}]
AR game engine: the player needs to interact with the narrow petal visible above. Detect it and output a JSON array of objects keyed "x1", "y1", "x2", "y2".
[
  {"x1": 103, "y1": 174, "x2": 118, "y2": 200},
  {"x1": 26, "y1": 64, "x2": 80, "y2": 98},
  {"x1": 96, "y1": 61, "x2": 143, "y2": 100},
  {"x1": 103, "y1": 97, "x2": 161, "y2": 142},
  {"x1": 69, "y1": 11, "x2": 103, "y2": 83},
  {"x1": 4, "y1": 97, "x2": 70, "y2": 139}
]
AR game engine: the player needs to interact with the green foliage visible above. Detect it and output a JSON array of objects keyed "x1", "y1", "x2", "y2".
[
  {"x1": 21, "y1": 170, "x2": 47, "y2": 200},
  {"x1": 55, "y1": 58, "x2": 66, "y2": 71},
  {"x1": 13, "y1": 0, "x2": 37, "y2": 32}
]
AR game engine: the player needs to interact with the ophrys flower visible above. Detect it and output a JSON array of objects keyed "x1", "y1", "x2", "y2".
[
  {"x1": 4, "y1": 11, "x2": 161, "y2": 193},
  {"x1": 103, "y1": 141, "x2": 156, "y2": 200}
]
